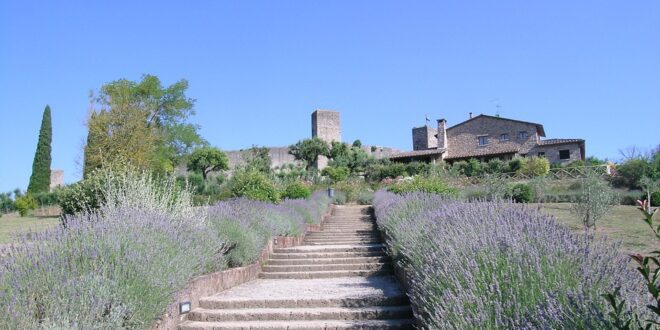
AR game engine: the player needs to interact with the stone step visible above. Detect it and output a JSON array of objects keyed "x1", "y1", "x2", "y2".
[
  {"x1": 267, "y1": 256, "x2": 390, "y2": 265},
  {"x1": 263, "y1": 262, "x2": 390, "y2": 273},
  {"x1": 187, "y1": 305, "x2": 413, "y2": 322},
  {"x1": 305, "y1": 241, "x2": 382, "y2": 246},
  {"x1": 269, "y1": 251, "x2": 387, "y2": 259},
  {"x1": 274, "y1": 244, "x2": 384, "y2": 254},
  {"x1": 305, "y1": 232, "x2": 379, "y2": 237},
  {"x1": 180, "y1": 318, "x2": 414, "y2": 329},
  {"x1": 259, "y1": 268, "x2": 393, "y2": 279},
  {"x1": 304, "y1": 237, "x2": 381, "y2": 242}
]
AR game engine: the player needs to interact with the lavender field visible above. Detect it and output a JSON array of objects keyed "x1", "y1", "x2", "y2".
[
  {"x1": 373, "y1": 191, "x2": 654, "y2": 328},
  {"x1": 0, "y1": 171, "x2": 330, "y2": 328}
]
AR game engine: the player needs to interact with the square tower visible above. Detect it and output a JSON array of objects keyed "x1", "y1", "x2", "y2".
[
  {"x1": 311, "y1": 110, "x2": 341, "y2": 143},
  {"x1": 311, "y1": 110, "x2": 340, "y2": 170},
  {"x1": 412, "y1": 126, "x2": 438, "y2": 150}
]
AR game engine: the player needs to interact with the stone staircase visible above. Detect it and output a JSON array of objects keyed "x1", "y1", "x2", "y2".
[{"x1": 179, "y1": 205, "x2": 414, "y2": 329}]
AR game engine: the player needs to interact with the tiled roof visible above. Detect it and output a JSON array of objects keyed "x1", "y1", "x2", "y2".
[
  {"x1": 447, "y1": 114, "x2": 546, "y2": 137},
  {"x1": 444, "y1": 147, "x2": 520, "y2": 160},
  {"x1": 390, "y1": 148, "x2": 446, "y2": 159},
  {"x1": 538, "y1": 138, "x2": 584, "y2": 146}
]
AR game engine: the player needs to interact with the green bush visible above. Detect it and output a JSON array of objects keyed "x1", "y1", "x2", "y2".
[
  {"x1": 321, "y1": 166, "x2": 350, "y2": 182},
  {"x1": 0, "y1": 192, "x2": 16, "y2": 214},
  {"x1": 365, "y1": 162, "x2": 407, "y2": 182},
  {"x1": 214, "y1": 220, "x2": 260, "y2": 267},
  {"x1": 357, "y1": 191, "x2": 374, "y2": 205},
  {"x1": 405, "y1": 162, "x2": 431, "y2": 177},
  {"x1": 57, "y1": 174, "x2": 105, "y2": 216},
  {"x1": 15, "y1": 194, "x2": 37, "y2": 217},
  {"x1": 610, "y1": 158, "x2": 654, "y2": 189},
  {"x1": 509, "y1": 158, "x2": 524, "y2": 173},
  {"x1": 388, "y1": 176, "x2": 458, "y2": 197},
  {"x1": 332, "y1": 192, "x2": 347, "y2": 205},
  {"x1": 652, "y1": 192, "x2": 660, "y2": 206},
  {"x1": 485, "y1": 159, "x2": 508, "y2": 174},
  {"x1": 507, "y1": 183, "x2": 533, "y2": 203},
  {"x1": 229, "y1": 169, "x2": 280, "y2": 203},
  {"x1": 281, "y1": 182, "x2": 311, "y2": 200},
  {"x1": 32, "y1": 191, "x2": 60, "y2": 207},
  {"x1": 187, "y1": 172, "x2": 205, "y2": 194},
  {"x1": 520, "y1": 157, "x2": 550, "y2": 177}
]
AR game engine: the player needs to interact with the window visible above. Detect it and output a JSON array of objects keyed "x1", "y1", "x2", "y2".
[
  {"x1": 537, "y1": 152, "x2": 545, "y2": 157},
  {"x1": 518, "y1": 131, "x2": 528, "y2": 139},
  {"x1": 559, "y1": 149, "x2": 570, "y2": 160},
  {"x1": 478, "y1": 136, "x2": 488, "y2": 146},
  {"x1": 500, "y1": 133, "x2": 509, "y2": 141}
]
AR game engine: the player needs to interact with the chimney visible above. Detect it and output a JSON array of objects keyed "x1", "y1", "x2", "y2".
[
  {"x1": 469, "y1": 112, "x2": 473, "y2": 119},
  {"x1": 437, "y1": 119, "x2": 448, "y2": 150}
]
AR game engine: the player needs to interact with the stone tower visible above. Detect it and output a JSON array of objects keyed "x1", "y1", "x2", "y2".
[
  {"x1": 311, "y1": 110, "x2": 341, "y2": 170},
  {"x1": 412, "y1": 126, "x2": 438, "y2": 151}
]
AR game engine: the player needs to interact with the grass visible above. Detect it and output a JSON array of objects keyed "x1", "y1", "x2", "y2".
[
  {"x1": 536, "y1": 203, "x2": 660, "y2": 254},
  {"x1": 0, "y1": 212, "x2": 59, "y2": 244}
]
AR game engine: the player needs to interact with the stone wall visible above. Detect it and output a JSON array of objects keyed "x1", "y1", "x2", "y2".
[
  {"x1": 225, "y1": 147, "x2": 300, "y2": 169},
  {"x1": 412, "y1": 126, "x2": 437, "y2": 151},
  {"x1": 530, "y1": 143, "x2": 584, "y2": 164},
  {"x1": 446, "y1": 116, "x2": 540, "y2": 159}
]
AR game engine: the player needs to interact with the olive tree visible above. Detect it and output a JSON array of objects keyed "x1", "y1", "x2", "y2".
[{"x1": 570, "y1": 173, "x2": 618, "y2": 231}]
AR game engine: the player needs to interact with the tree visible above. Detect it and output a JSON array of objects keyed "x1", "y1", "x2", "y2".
[
  {"x1": 570, "y1": 173, "x2": 618, "y2": 231},
  {"x1": 187, "y1": 147, "x2": 229, "y2": 180},
  {"x1": 328, "y1": 141, "x2": 372, "y2": 174},
  {"x1": 639, "y1": 176, "x2": 660, "y2": 212},
  {"x1": 83, "y1": 75, "x2": 206, "y2": 176},
  {"x1": 519, "y1": 156, "x2": 550, "y2": 177},
  {"x1": 288, "y1": 138, "x2": 330, "y2": 170},
  {"x1": 242, "y1": 145, "x2": 272, "y2": 174},
  {"x1": 28, "y1": 105, "x2": 52, "y2": 193}
]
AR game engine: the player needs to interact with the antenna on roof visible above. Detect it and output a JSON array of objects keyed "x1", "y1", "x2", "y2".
[
  {"x1": 425, "y1": 114, "x2": 430, "y2": 126},
  {"x1": 495, "y1": 103, "x2": 501, "y2": 117}
]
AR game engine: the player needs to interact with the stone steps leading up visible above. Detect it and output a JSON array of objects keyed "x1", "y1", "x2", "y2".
[{"x1": 179, "y1": 205, "x2": 414, "y2": 329}]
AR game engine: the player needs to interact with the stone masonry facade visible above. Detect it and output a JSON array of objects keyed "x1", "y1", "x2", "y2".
[
  {"x1": 311, "y1": 110, "x2": 341, "y2": 170},
  {"x1": 392, "y1": 114, "x2": 585, "y2": 165}
]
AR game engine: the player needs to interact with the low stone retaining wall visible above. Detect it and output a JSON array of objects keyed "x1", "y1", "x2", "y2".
[{"x1": 152, "y1": 205, "x2": 335, "y2": 330}]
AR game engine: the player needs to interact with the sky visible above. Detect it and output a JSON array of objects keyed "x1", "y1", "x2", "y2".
[{"x1": 1, "y1": 1, "x2": 659, "y2": 192}]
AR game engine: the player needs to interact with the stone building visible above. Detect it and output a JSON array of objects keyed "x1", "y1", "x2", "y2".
[
  {"x1": 390, "y1": 114, "x2": 585, "y2": 165},
  {"x1": 50, "y1": 169, "x2": 63, "y2": 191}
]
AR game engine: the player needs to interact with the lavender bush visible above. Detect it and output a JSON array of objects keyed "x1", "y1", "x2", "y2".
[
  {"x1": 0, "y1": 170, "x2": 330, "y2": 328},
  {"x1": 373, "y1": 191, "x2": 653, "y2": 328}
]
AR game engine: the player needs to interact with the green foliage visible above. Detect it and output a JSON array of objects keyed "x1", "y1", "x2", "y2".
[
  {"x1": 229, "y1": 170, "x2": 280, "y2": 202},
  {"x1": 508, "y1": 157, "x2": 524, "y2": 173},
  {"x1": 570, "y1": 174, "x2": 618, "y2": 230},
  {"x1": 32, "y1": 191, "x2": 60, "y2": 207},
  {"x1": 214, "y1": 220, "x2": 260, "y2": 267},
  {"x1": 242, "y1": 145, "x2": 272, "y2": 174},
  {"x1": 404, "y1": 162, "x2": 431, "y2": 177},
  {"x1": 365, "y1": 161, "x2": 407, "y2": 181},
  {"x1": 57, "y1": 172, "x2": 105, "y2": 217},
  {"x1": 334, "y1": 180, "x2": 369, "y2": 202},
  {"x1": 187, "y1": 146, "x2": 229, "y2": 180},
  {"x1": 187, "y1": 172, "x2": 205, "y2": 194},
  {"x1": 288, "y1": 138, "x2": 330, "y2": 170},
  {"x1": 611, "y1": 158, "x2": 654, "y2": 189},
  {"x1": 328, "y1": 141, "x2": 373, "y2": 174},
  {"x1": 520, "y1": 156, "x2": 550, "y2": 177},
  {"x1": 332, "y1": 191, "x2": 347, "y2": 205},
  {"x1": 0, "y1": 192, "x2": 16, "y2": 214},
  {"x1": 281, "y1": 182, "x2": 311, "y2": 200},
  {"x1": 27, "y1": 105, "x2": 52, "y2": 194},
  {"x1": 507, "y1": 183, "x2": 533, "y2": 203},
  {"x1": 352, "y1": 139, "x2": 362, "y2": 148},
  {"x1": 15, "y1": 194, "x2": 37, "y2": 217},
  {"x1": 321, "y1": 165, "x2": 350, "y2": 182},
  {"x1": 484, "y1": 158, "x2": 509, "y2": 174},
  {"x1": 450, "y1": 159, "x2": 483, "y2": 177},
  {"x1": 388, "y1": 176, "x2": 458, "y2": 196},
  {"x1": 357, "y1": 191, "x2": 374, "y2": 205},
  {"x1": 84, "y1": 75, "x2": 206, "y2": 176}
]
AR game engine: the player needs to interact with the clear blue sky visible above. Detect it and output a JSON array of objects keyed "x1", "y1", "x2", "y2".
[{"x1": 1, "y1": 1, "x2": 659, "y2": 192}]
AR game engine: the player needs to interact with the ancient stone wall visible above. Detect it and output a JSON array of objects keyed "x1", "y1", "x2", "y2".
[
  {"x1": 530, "y1": 143, "x2": 583, "y2": 164},
  {"x1": 311, "y1": 110, "x2": 341, "y2": 143},
  {"x1": 50, "y1": 170, "x2": 63, "y2": 191}
]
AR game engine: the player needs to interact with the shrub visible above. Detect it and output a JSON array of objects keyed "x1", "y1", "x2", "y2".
[
  {"x1": 281, "y1": 182, "x2": 311, "y2": 200},
  {"x1": 373, "y1": 191, "x2": 651, "y2": 329},
  {"x1": 57, "y1": 173, "x2": 105, "y2": 217},
  {"x1": 485, "y1": 158, "x2": 508, "y2": 174},
  {"x1": 610, "y1": 158, "x2": 654, "y2": 189},
  {"x1": 0, "y1": 192, "x2": 16, "y2": 214},
  {"x1": 520, "y1": 156, "x2": 550, "y2": 177},
  {"x1": 507, "y1": 183, "x2": 533, "y2": 203},
  {"x1": 357, "y1": 190, "x2": 374, "y2": 205},
  {"x1": 229, "y1": 169, "x2": 280, "y2": 203},
  {"x1": 365, "y1": 162, "x2": 407, "y2": 182},
  {"x1": 508, "y1": 157, "x2": 523, "y2": 173},
  {"x1": 388, "y1": 176, "x2": 458, "y2": 197},
  {"x1": 570, "y1": 174, "x2": 618, "y2": 230},
  {"x1": 404, "y1": 162, "x2": 431, "y2": 177},
  {"x1": 15, "y1": 194, "x2": 37, "y2": 216},
  {"x1": 32, "y1": 191, "x2": 60, "y2": 207},
  {"x1": 321, "y1": 166, "x2": 349, "y2": 182},
  {"x1": 332, "y1": 191, "x2": 347, "y2": 205}
]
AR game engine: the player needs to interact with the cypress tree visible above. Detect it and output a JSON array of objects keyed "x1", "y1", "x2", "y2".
[{"x1": 27, "y1": 105, "x2": 52, "y2": 193}]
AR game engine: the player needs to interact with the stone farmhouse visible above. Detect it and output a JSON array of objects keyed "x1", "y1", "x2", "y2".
[{"x1": 390, "y1": 114, "x2": 585, "y2": 165}]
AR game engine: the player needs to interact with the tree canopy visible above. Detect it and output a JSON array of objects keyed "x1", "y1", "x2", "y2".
[
  {"x1": 83, "y1": 75, "x2": 206, "y2": 176},
  {"x1": 28, "y1": 105, "x2": 52, "y2": 193},
  {"x1": 288, "y1": 138, "x2": 330, "y2": 170},
  {"x1": 187, "y1": 147, "x2": 229, "y2": 180}
]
